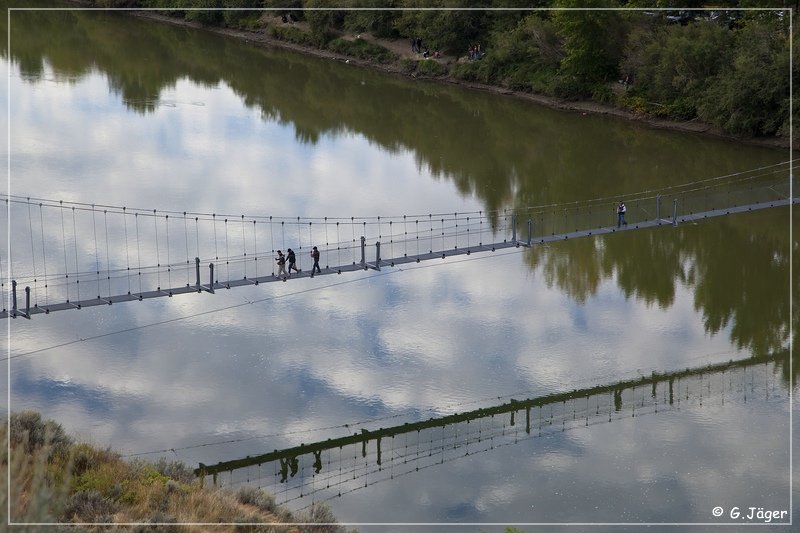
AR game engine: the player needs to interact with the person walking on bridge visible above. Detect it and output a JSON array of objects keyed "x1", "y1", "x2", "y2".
[
  {"x1": 276, "y1": 250, "x2": 287, "y2": 279},
  {"x1": 287, "y1": 248, "x2": 300, "y2": 276},
  {"x1": 310, "y1": 246, "x2": 321, "y2": 277},
  {"x1": 617, "y1": 201, "x2": 628, "y2": 228}
]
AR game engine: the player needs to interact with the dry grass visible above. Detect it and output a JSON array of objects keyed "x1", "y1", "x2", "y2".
[{"x1": 2, "y1": 411, "x2": 352, "y2": 532}]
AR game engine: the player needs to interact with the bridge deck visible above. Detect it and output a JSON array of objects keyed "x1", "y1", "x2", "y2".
[{"x1": 2, "y1": 197, "x2": 795, "y2": 319}]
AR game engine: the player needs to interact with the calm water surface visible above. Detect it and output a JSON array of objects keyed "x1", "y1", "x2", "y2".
[{"x1": 2, "y1": 8, "x2": 796, "y2": 531}]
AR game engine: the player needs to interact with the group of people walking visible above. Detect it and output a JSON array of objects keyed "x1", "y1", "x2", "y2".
[
  {"x1": 275, "y1": 246, "x2": 322, "y2": 280},
  {"x1": 273, "y1": 205, "x2": 629, "y2": 281}
]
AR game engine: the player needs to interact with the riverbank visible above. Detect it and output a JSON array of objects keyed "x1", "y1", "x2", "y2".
[
  {"x1": 4, "y1": 411, "x2": 348, "y2": 530},
  {"x1": 120, "y1": 9, "x2": 790, "y2": 152}
]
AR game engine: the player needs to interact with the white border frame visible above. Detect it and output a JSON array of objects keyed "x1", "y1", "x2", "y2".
[{"x1": 5, "y1": 5, "x2": 793, "y2": 528}]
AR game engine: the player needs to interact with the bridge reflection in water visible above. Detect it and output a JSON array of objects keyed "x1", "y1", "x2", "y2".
[
  {"x1": 195, "y1": 353, "x2": 787, "y2": 511},
  {"x1": 1, "y1": 167, "x2": 795, "y2": 318}
]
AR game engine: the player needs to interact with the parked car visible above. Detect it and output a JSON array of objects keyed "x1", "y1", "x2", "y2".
[
  {"x1": 705, "y1": 10, "x2": 740, "y2": 29},
  {"x1": 665, "y1": 10, "x2": 693, "y2": 25}
]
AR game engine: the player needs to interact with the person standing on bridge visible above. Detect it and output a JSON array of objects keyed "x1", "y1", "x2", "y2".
[
  {"x1": 310, "y1": 246, "x2": 321, "y2": 277},
  {"x1": 617, "y1": 201, "x2": 627, "y2": 228},
  {"x1": 276, "y1": 250, "x2": 287, "y2": 279},
  {"x1": 287, "y1": 248, "x2": 300, "y2": 276}
]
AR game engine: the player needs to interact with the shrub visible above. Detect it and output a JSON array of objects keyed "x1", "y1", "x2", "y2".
[
  {"x1": 327, "y1": 38, "x2": 397, "y2": 63},
  {"x1": 343, "y1": 9, "x2": 397, "y2": 39},
  {"x1": 450, "y1": 60, "x2": 480, "y2": 81},
  {"x1": 664, "y1": 97, "x2": 696, "y2": 120},
  {"x1": 183, "y1": 0, "x2": 224, "y2": 27},
  {"x1": 94, "y1": 0, "x2": 141, "y2": 6},
  {"x1": 296, "y1": 503, "x2": 346, "y2": 533},
  {"x1": 504, "y1": 63, "x2": 554, "y2": 93},
  {"x1": 591, "y1": 83, "x2": 615, "y2": 105},
  {"x1": 153, "y1": 457, "x2": 196, "y2": 485},
  {"x1": 415, "y1": 59, "x2": 448, "y2": 77},
  {"x1": 5, "y1": 419, "x2": 72, "y2": 523},
  {"x1": 549, "y1": 74, "x2": 591, "y2": 99},
  {"x1": 222, "y1": 0, "x2": 262, "y2": 29},
  {"x1": 71, "y1": 442, "x2": 119, "y2": 477},
  {"x1": 75, "y1": 460, "x2": 132, "y2": 499},
  {"x1": 128, "y1": 511, "x2": 179, "y2": 533},
  {"x1": 399, "y1": 58, "x2": 417, "y2": 74},
  {"x1": 10, "y1": 410, "x2": 72, "y2": 458},
  {"x1": 236, "y1": 485, "x2": 278, "y2": 514},
  {"x1": 61, "y1": 489, "x2": 118, "y2": 522},
  {"x1": 268, "y1": 25, "x2": 316, "y2": 47},
  {"x1": 619, "y1": 94, "x2": 650, "y2": 115}
]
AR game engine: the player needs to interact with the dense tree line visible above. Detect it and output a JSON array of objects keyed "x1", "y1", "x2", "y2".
[{"x1": 87, "y1": 1, "x2": 794, "y2": 140}]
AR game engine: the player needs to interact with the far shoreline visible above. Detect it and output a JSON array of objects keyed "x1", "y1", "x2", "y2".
[{"x1": 67, "y1": 3, "x2": 792, "y2": 152}]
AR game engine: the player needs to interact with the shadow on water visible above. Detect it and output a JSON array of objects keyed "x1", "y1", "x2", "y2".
[{"x1": 197, "y1": 351, "x2": 790, "y2": 513}]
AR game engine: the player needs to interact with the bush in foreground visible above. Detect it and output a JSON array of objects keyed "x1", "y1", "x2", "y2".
[{"x1": 2, "y1": 411, "x2": 351, "y2": 531}]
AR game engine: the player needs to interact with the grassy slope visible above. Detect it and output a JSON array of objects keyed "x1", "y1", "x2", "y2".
[{"x1": 2, "y1": 411, "x2": 349, "y2": 532}]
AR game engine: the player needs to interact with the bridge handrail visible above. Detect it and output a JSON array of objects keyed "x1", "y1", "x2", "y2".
[{"x1": 3, "y1": 161, "x2": 793, "y2": 223}]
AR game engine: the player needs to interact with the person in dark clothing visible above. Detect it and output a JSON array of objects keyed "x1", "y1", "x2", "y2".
[
  {"x1": 310, "y1": 246, "x2": 321, "y2": 277},
  {"x1": 617, "y1": 202, "x2": 628, "y2": 228},
  {"x1": 287, "y1": 248, "x2": 300, "y2": 276},
  {"x1": 275, "y1": 250, "x2": 287, "y2": 279}
]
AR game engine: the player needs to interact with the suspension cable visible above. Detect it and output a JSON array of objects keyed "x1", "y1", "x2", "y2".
[{"x1": 39, "y1": 203, "x2": 48, "y2": 305}]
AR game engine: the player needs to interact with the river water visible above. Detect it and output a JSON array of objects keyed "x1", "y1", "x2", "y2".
[{"x1": 2, "y1": 7, "x2": 796, "y2": 531}]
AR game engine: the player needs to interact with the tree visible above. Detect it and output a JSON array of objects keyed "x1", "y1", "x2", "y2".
[
  {"x1": 393, "y1": 0, "x2": 487, "y2": 55},
  {"x1": 303, "y1": 0, "x2": 346, "y2": 40},
  {"x1": 698, "y1": 19, "x2": 789, "y2": 136},
  {"x1": 182, "y1": 0, "x2": 225, "y2": 26},
  {"x1": 552, "y1": 0, "x2": 626, "y2": 93},
  {"x1": 342, "y1": 0, "x2": 399, "y2": 38},
  {"x1": 623, "y1": 21, "x2": 734, "y2": 118},
  {"x1": 222, "y1": 0, "x2": 264, "y2": 27}
]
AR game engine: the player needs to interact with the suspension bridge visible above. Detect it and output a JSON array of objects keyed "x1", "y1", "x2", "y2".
[
  {"x1": 193, "y1": 352, "x2": 787, "y2": 512},
  {"x1": 1, "y1": 163, "x2": 795, "y2": 319}
]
